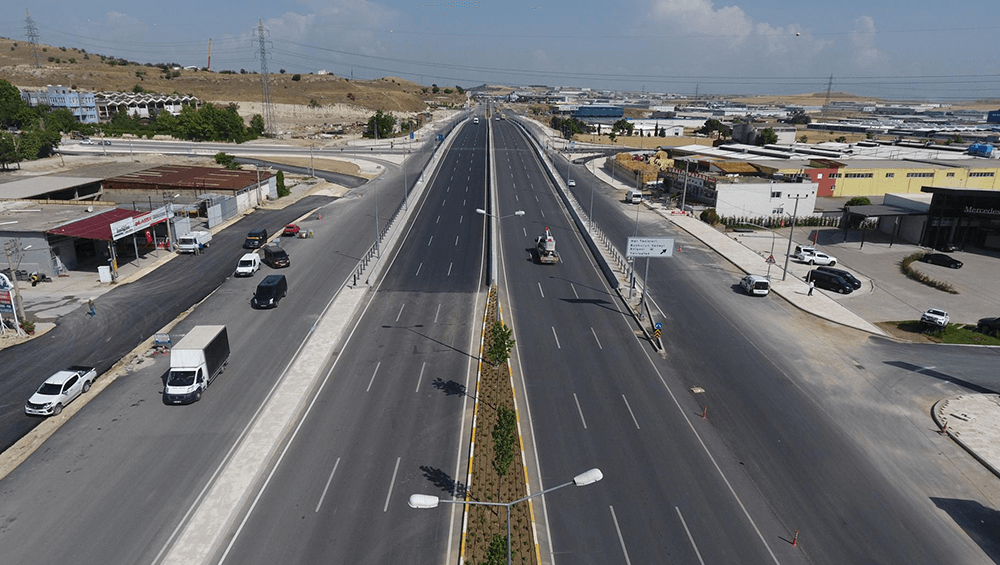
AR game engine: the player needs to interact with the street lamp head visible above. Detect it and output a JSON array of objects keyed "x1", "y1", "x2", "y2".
[
  {"x1": 475, "y1": 209, "x2": 487, "y2": 215},
  {"x1": 514, "y1": 210, "x2": 525, "y2": 216},
  {"x1": 573, "y1": 468, "x2": 603, "y2": 487},
  {"x1": 408, "y1": 494, "x2": 441, "y2": 509}
]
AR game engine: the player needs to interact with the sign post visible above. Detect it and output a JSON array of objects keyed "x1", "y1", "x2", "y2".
[{"x1": 627, "y1": 237, "x2": 674, "y2": 321}]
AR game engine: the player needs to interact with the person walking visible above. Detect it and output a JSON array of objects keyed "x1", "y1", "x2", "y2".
[
  {"x1": 807, "y1": 280, "x2": 815, "y2": 296},
  {"x1": 88, "y1": 298, "x2": 96, "y2": 317}
]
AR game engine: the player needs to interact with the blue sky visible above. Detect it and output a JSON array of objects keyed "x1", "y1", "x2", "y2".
[{"x1": 4, "y1": 0, "x2": 998, "y2": 100}]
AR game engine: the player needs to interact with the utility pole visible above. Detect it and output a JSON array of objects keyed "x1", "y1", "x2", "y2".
[
  {"x1": 679, "y1": 160, "x2": 690, "y2": 213},
  {"x1": 781, "y1": 194, "x2": 809, "y2": 281},
  {"x1": 255, "y1": 20, "x2": 275, "y2": 136},
  {"x1": 3, "y1": 240, "x2": 27, "y2": 322},
  {"x1": 24, "y1": 10, "x2": 40, "y2": 69}
]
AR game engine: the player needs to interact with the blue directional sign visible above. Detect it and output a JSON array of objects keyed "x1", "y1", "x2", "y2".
[{"x1": 654, "y1": 322, "x2": 663, "y2": 330}]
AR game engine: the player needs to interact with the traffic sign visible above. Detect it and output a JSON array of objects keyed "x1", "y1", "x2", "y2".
[
  {"x1": 654, "y1": 322, "x2": 663, "y2": 330},
  {"x1": 627, "y1": 237, "x2": 675, "y2": 258},
  {"x1": 766, "y1": 254, "x2": 776, "y2": 264}
]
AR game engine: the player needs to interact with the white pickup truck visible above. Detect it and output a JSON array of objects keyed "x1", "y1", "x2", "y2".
[{"x1": 25, "y1": 366, "x2": 98, "y2": 416}]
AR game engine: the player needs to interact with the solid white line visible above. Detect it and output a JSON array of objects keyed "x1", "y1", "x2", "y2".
[
  {"x1": 571, "y1": 284, "x2": 579, "y2": 298},
  {"x1": 591, "y1": 327, "x2": 603, "y2": 350},
  {"x1": 415, "y1": 362, "x2": 426, "y2": 392},
  {"x1": 610, "y1": 506, "x2": 633, "y2": 565},
  {"x1": 551, "y1": 326, "x2": 560, "y2": 348},
  {"x1": 314, "y1": 458, "x2": 341, "y2": 513},
  {"x1": 415, "y1": 262, "x2": 422, "y2": 277},
  {"x1": 537, "y1": 282, "x2": 544, "y2": 298},
  {"x1": 573, "y1": 393, "x2": 587, "y2": 429},
  {"x1": 621, "y1": 395, "x2": 639, "y2": 429},
  {"x1": 676, "y1": 507, "x2": 706, "y2": 565},
  {"x1": 367, "y1": 362, "x2": 381, "y2": 392},
  {"x1": 384, "y1": 457, "x2": 401, "y2": 512},
  {"x1": 396, "y1": 303, "x2": 405, "y2": 322},
  {"x1": 435, "y1": 303, "x2": 441, "y2": 323},
  {"x1": 455, "y1": 235, "x2": 460, "y2": 246},
  {"x1": 447, "y1": 262, "x2": 453, "y2": 276},
  {"x1": 427, "y1": 235, "x2": 434, "y2": 246}
]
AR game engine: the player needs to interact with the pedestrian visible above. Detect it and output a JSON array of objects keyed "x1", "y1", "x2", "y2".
[
  {"x1": 88, "y1": 298, "x2": 96, "y2": 317},
  {"x1": 807, "y1": 280, "x2": 815, "y2": 296}
]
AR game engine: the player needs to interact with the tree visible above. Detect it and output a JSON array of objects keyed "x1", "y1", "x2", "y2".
[
  {"x1": 214, "y1": 152, "x2": 240, "y2": 169},
  {"x1": 612, "y1": 118, "x2": 633, "y2": 136},
  {"x1": 455, "y1": 86, "x2": 464, "y2": 94},
  {"x1": 249, "y1": 114, "x2": 265, "y2": 137},
  {"x1": 845, "y1": 196, "x2": 871, "y2": 207},
  {"x1": 700, "y1": 208, "x2": 720, "y2": 225},
  {"x1": 44, "y1": 108, "x2": 77, "y2": 134},
  {"x1": 431, "y1": 84, "x2": 439, "y2": 94},
  {"x1": 365, "y1": 110, "x2": 396, "y2": 139},
  {"x1": 835, "y1": 136, "x2": 847, "y2": 143},
  {"x1": 291, "y1": 74, "x2": 301, "y2": 81},
  {"x1": 757, "y1": 128, "x2": 778, "y2": 145},
  {"x1": 487, "y1": 320, "x2": 515, "y2": 367},
  {"x1": 798, "y1": 135, "x2": 808, "y2": 143},
  {"x1": 276, "y1": 170, "x2": 289, "y2": 197}
]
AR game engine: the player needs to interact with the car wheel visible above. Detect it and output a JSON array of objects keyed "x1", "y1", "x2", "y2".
[
  {"x1": 829, "y1": 261, "x2": 836, "y2": 266},
  {"x1": 83, "y1": 380, "x2": 91, "y2": 393},
  {"x1": 53, "y1": 404, "x2": 63, "y2": 416},
  {"x1": 837, "y1": 288, "x2": 846, "y2": 294},
  {"x1": 195, "y1": 390, "x2": 202, "y2": 402}
]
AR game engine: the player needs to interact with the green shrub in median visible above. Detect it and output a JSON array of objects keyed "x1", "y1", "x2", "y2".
[{"x1": 900, "y1": 253, "x2": 958, "y2": 294}]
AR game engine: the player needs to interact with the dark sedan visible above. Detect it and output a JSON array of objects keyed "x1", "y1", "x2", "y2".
[
  {"x1": 920, "y1": 253, "x2": 962, "y2": 269},
  {"x1": 977, "y1": 317, "x2": 1000, "y2": 337}
]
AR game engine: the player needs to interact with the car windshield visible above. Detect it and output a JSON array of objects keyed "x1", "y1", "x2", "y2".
[
  {"x1": 167, "y1": 370, "x2": 196, "y2": 387},
  {"x1": 239, "y1": 260, "x2": 254, "y2": 267},
  {"x1": 256, "y1": 287, "x2": 276, "y2": 299},
  {"x1": 37, "y1": 382, "x2": 62, "y2": 395},
  {"x1": 928, "y1": 309, "x2": 946, "y2": 316}
]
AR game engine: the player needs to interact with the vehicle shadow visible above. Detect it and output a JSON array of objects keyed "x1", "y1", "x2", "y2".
[
  {"x1": 419, "y1": 465, "x2": 467, "y2": 497},
  {"x1": 558, "y1": 297, "x2": 619, "y2": 314},
  {"x1": 931, "y1": 497, "x2": 1000, "y2": 562}
]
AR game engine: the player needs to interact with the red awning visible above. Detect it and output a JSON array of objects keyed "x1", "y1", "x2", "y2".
[{"x1": 46, "y1": 209, "x2": 147, "y2": 241}]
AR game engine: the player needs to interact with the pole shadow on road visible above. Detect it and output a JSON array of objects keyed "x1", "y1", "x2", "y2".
[
  {"x1": 420, "y1": 465, "x2": 467, "y2": 497},
  {"x1": 380, "y1": 325, "x2": 478, "y2": 361},
  {"x1": 884, "y1": 361, "x2": 995, "y2": 394}
]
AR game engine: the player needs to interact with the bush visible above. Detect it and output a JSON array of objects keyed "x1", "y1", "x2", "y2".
[
  {"x1": 845, "y1": 196, "x2": 871, "y2": 207},
  {"x1": 900, "y1": 252, "x2": 958, "y2": 294},
  {"x1": 276, "y1": 170, "x2": 288, "y2": 197},
  {"x1": 700, "y1": 208, "x2": 719, "y2": 225},
  {"x1": 291, "y1": 74, "x2": 301, "y2": 81}
]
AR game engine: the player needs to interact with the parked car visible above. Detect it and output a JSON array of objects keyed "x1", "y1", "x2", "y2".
[
  {"x1": 920, "y1": 308, "x2": 950, "y2": 328},
  {"x1": 806, "y1": 270, "x2": 854, "y2": 294},
  {"x1": 797, "y1": 251, "x2": 837, "y2": 266},
  {"x1": 243, "y1": 228, "x2": 268, "y2": 249},
  {"x1": 935, "y1": 243, "x2": 959, "y2": 253},
  {"x1": 282, "y1": 224, "x2": 301, "y2": 237},
  {"x1": 920, "y1": 253, "x2": 962, "y2": 269},
  {"x1": 567, "y1": 179, "x2": 576, "y2": 187},
  {"x1": 262, "y1": 245, "x2": 290, "y2": 268},
  {"x1": 977, "y1": 317, "x2": 1000, "y2": 337},
  {"x1": 816, "y1": 266, "x2": 862, "y2": 290},
  {"x1": 234, "y1": 253, "x2": 261, "y2": 277},
  {"x1": 25, "y1": 366, "x2": 97, "y2": 416},
  {"x1": 740, "y1": 275, "x2": 770, "y2": 296}
]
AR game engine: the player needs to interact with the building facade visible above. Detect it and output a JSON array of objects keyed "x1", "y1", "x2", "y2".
[{"x1": 19, "y1": 85, "x2": 99, "y2": 124}]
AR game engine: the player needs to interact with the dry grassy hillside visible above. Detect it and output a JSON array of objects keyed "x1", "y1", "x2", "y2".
[{"x1": 0, "y1": 36, "x2": 466, "y2": 131}]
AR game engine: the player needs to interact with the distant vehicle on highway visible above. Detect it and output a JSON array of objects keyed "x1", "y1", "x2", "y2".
[
  {"x1": 25, "y1": 366, "x2": 97, "y2": 416},
  {"x1": 920, "y1": 308, "x2": 949, "y2": 328},
  {"x1": 567, "y1": 179, "x2": 576, "y2": 187},
  {"x1": 98, "y1": 140, "x2": 111, "y2": 145},
  {"x1": 79, "y1": 139, "x2": 94, "y2": 145},
  {"x1": 920, "y1": 253, "x2": 962, "y2": 269}
]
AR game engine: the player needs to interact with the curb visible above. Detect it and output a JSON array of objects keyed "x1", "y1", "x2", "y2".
[{"x1": 932, "y1": 396, "x2": 1000, "y2": 480}]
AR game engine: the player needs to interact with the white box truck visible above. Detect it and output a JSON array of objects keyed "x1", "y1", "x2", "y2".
[
  {"x1": 177, "y1": 230, "x2": 212, "y2": 253},
  {"x1": 164, "y1": 325, "x2": 230, "y2": 404}
]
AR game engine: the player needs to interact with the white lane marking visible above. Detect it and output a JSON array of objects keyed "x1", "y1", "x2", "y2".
[
  {"x1": 415, "y1": 262, "x2": 423, "y2": 277},
  {"x1": 551, "y1": 326, "x2": 561, "y2": 349},
  {"x1": 455, "y1": 235, "x2": 460, "y2": 246},
  {"x1": 416, "y1": 362, "x2": 426, "y2": 392},
  {"x1": 314, "y1": 458, "x2": 341, "y2": 513},
  {"x1": 442, "y1": 199, "x2": 447, "y2": 206},
  {"x1": 383, "y1": 457, "x2": 401, "y2": 512},
  {"x1": 449, "y1": 175, "x2": 453, "y2": 180},
  {"x1": 676, "y1": 507, "x2": 707, "y2": 565},
  {"x1": 610, "y1": 506, "x2": 633, "y2": 565},
  {"x1": 460, "y1": 215, "x2": 464, "y2": 224},
  {"x1": 573, "y1": 393, "x2": 587, "y2": 429},
  {"x1": 447, "y1": 186, "x2": 450, "y2": 192},
  {"x1": 591, "y1": 327, "x2": 603, "y2": 350},
  {"x1": 436, "y1": 215, "x2": 440, "y2": 224},
  {"x1": 466, "y1": 186, "x2": 468, "y2": 192},
  {"x1": 515, "y1": 194, "x2": 519, "y2": 201},
  {"x1": 427, "y1": 236, "x2": 434, "y2": 247},
  {"x1": 571, "y1": 284, "x2": 579, "y2": 298},
  {"x1": 435, "y1": 303, "x2": 441, "y2": 323},
  {"x1": 522, "y1": 227, "x2": 527, "y2": 237},
  {"x1": 396, "y1": 303, "x2": 405, "y2": 322},
  {"x1": 448, "y1": 262, "x2": 453, "y2": 276},
  {"x1": 463, "y1": 199, "x2": 467, "y2": 206},
  {"x1": 534, "y1": 195, "x2": 539, "y2": 202},
  {"x1": 367, "y1": 362, "x2": 381, "y2": 392},
  {"x1": 540, "y1": 209, "x2": 545, "y2": 218},
  {"x1": 537, "y1": 282, "x2": 544, "y2": 298},
  {"x1": 621, "y1": 395, "x2": 639, "y2": 429}
]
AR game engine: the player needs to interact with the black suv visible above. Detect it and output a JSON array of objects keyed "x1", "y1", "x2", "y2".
[
  {"x1": 977, "y1": 317, "x2": 1000, "y2": 337},
  {"x1": 806, "y1": 270, "x2": 854, "y2": 294},
  {"x1": 816, "y1": 266, "x2": 862, "y2": 290}
]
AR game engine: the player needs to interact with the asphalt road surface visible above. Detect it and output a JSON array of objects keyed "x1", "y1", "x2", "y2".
[{"x1": 215, "y1": 116, "x2": 490, "y2": 564}]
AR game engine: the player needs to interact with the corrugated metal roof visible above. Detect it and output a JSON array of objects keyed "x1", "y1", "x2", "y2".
[{"x1": 46, "y1": 208, "x2": 145, "y2": 241}]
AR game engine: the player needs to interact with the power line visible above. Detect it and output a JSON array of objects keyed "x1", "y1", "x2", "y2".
[
  {"x1": 255, "y1": 20, "x2": 275, "y2": 137},
  {"x1": 24, "y1": 10, "x2": 40, "y2": 68}
]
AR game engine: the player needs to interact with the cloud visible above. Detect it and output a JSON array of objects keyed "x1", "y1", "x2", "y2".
[{"x1": 848, "y1": 15, "x2": 884, "y2": 69}]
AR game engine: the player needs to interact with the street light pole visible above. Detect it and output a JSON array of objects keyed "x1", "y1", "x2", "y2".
[
  {"x1": 3, "y1": 240, "x2": 27, "y2": 323},
  {"x1": 409, "y1": 468, "x2": 602, "y2": 565},
  {"x1": 163, "y1": 192, "x2": 179, "y2": 252},
  {"x1": 781, "y1": 194, "x2": 808, "y2": 281}
]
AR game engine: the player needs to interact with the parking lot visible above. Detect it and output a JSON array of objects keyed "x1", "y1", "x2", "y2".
[{"x1": 733, "y1": 225, "x2": 1000, "y2": 328}]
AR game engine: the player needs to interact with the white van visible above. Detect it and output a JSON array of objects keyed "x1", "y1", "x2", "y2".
[
  {"x1": 625, "y1": 189, "x2": 642, "y2": 204},
  {"x1": 473, "y1": 117, "x2": 480, "y2": 124},
  {"x1": 740, "y1": 275, "x2": 770, "y2": 296}
]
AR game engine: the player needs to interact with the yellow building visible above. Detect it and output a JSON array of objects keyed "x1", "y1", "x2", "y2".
[{"x1": 765, "y1": 159, "x2": 1000, "y2": 198}]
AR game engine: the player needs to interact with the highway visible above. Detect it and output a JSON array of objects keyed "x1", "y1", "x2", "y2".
[
  {"x1": 0, "y1": 117, "x2": 466, "y2": 563},
  {"x1": 526, "y1": 118, "x2": 995, "y2": 563},
  {"x1": 214, "y1": 118, "x2": 490, "y2": 564}
]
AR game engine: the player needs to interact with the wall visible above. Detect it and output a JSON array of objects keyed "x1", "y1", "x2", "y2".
[{"x1": 714, "y1": 182, "x2": 818, "y2": 219}]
